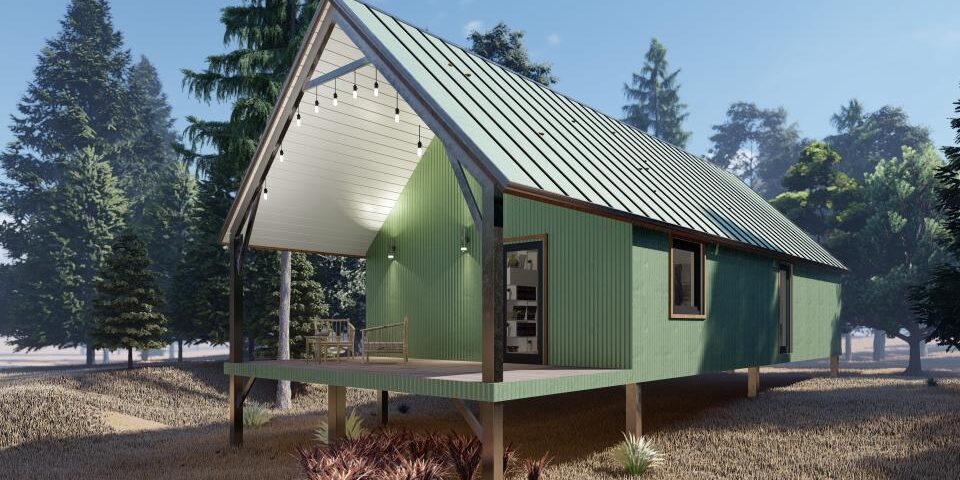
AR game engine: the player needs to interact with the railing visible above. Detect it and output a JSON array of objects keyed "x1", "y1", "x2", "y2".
[{"x1": 360, "y1": 317, "x2": 408, "y2": 363}]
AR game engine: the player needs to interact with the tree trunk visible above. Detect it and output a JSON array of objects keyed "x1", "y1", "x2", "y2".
[
  {"x1": 903, "y1": 336, "x2": 923, "y2": 376},
  {"x1": 276, "y1": 251, "x2": 292, "y2": 410},
  {"x1": 85, "y1": 344, "x2": 96, "y2": 366},
  {"x1": 127, "y1": 347, "x2": 133, "y2": 369},
  {"x1": 843, "y1": 333, "x2": 852, "y2": 361},
  {"x1": 872, "y1": 330, "x2": 885, "y2": 361},
  {"x1": 102, "y1": 349, "x2": 110, "y2": 364},
  {"x1": 919, "y1": 341, "x2": 927, "y2": 357},
  {"x1": 177, "y1": 339, "x2": 183, "y2": 362}
]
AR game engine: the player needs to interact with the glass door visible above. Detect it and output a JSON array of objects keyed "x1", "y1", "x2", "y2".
[{"x1": 504, "y1": 240, "x2": 544, "y2": 364}]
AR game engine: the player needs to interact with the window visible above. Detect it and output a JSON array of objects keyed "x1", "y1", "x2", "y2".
[
  {"x1": 670, "y1": 238, "x2": 704, "y2": 318},
  {"x1": 777, "y1": 264, "x2": 792, "y2": 353}
]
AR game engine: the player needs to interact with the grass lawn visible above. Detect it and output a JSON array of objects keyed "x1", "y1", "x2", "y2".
[{"x1": 1, "y1": 349, "x2": 959, "y2": 479}]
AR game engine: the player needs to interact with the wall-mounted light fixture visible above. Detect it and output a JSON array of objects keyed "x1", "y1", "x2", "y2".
[
  {"x1": 387, "y1": 244, "x2": 396, "y2": 260},
  {"x1": 459, "y1": 228, "x2": 469, "y2": 253}
]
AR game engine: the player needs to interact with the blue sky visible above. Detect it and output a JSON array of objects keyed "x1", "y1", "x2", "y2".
[{"x1": 1, "y1": 0, "x2": 959, "y2": 157}]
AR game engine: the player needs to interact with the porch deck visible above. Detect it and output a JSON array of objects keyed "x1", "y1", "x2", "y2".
[{"x1": 224, "y1": 357, "x2": 635, "y2": 402}]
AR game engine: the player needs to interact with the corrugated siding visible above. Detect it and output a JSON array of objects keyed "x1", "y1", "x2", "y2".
[
  {"x1": 336, "y1": 0, "x2": 844, "y2": 270},
  {"x1": 366, "y1": 141, "x2": 633, "y2": 368},
  {"x1": 632, "y1": 227, "x2": 841, "y2": 382}
]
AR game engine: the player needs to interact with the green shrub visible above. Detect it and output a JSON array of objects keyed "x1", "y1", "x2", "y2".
[
  {"x1": 613, "y1": 432, "x2": 663, "y2": 476},
  {"x1": 927, "y1": 377, "x2": 939, "y2": 387},
  {"x1": 397, "y1": 402, "x2": 410, "y2": 414},
  {"x1": 243, "y1": 402, "x2": 274, "y2": 428},
  {"x1": 522, "y1": 452, "x2": 553, "y2": 480},
  {"x1": 314, "y1": 408, "x2": 369, "y2": 443}
]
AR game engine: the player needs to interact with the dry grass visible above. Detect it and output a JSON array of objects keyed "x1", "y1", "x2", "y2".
[{"x1": 0, "y1": 358, "x2": 958, "y2": 479}]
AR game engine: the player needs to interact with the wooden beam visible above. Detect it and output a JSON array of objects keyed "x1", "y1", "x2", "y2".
[
  {"x1": 747, "y1": 366, "x2": 759, "y2": 399},
  {"x1": 452, "y1": 399, "x2": 483, "y2": 439},
  {"x1": 626, "y1": 383, "x2": 642, "y2": 436},
  {"x1": 830, "y1": 355, "x2": 839, "y2": 378},
  {"x1": 449, "y1": 154, "x2": 483, "y2": 226},
  {"x1": 303, "y1": 57, "x2": 370, "y2": 90},
  {"x1": 237, "y1": 376, "x2": 256, "y2": 409},
  {"x1": 481, "y1": 185, "x2": 504, "y2": 383},
  {"x1": 327, "y1": 385, "x2": 347, "y2": 441},
  {"x1": 229, "y1": 233, "x2": 245, "y2": 447},
  {"x1": 377, "y1": 390, "x2": 389, "y2": 426},
  {"x1": 480, "y1": 402, "x2": 504, "y2": 480}
]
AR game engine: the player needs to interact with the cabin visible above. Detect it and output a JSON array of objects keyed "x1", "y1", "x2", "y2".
[{"x1": 219, "y1": 1, "x2": 844, "y2": 478}]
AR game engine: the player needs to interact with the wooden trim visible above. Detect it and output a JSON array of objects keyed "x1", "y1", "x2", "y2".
[
  {"x1": 503, "y1": 234, "x2": 548, "y2": 366},
  {"x1": 668, "y1": 233, "x2": 707, "y2": 320},
  {"x1": 505, "y1": 182, "x2": 847, "y2": 273},
  {"x1": 777, "y1": 262, "x2": 794, "y2": 354}
]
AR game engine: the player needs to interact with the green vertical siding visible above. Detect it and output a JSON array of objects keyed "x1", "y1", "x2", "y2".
[
  {"x1": 366, "y1": 141, "x2": 633, "y2": 368},
  {"x1": 632, "y1": 226, "x2": 841, "y2": 382}
]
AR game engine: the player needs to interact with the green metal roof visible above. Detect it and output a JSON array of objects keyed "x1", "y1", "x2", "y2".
[{"x1": 334, "y1": 0, "x2": 845, "y2": 270}]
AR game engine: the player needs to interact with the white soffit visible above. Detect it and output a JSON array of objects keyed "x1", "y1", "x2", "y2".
[{"x1": 248, "y1": 24, "x2": 434, "y2": 256}]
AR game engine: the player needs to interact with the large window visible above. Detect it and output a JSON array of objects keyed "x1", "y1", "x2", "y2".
[
  {"x1": 778, "y1": 263, "x2": 792, "y2": 353},
  {"x1": 670, "y1": 238, "x2": 704, "y2": 318}
]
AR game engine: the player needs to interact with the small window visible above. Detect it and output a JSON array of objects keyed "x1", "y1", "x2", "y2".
[
  {"x1": 777, "y1": 264, "x2": 792, "y2": 353},
  {"x1": 670, "y1": 238, "x2": 704, "y2": 318}
]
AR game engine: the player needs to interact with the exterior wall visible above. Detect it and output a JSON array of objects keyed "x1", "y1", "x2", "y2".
[
  {"x1": 631, "y1": 227, "x2": 842, "y2": 382},
  {"x1": 365, "y1": 141, "x2": 633, "y2": 368}
]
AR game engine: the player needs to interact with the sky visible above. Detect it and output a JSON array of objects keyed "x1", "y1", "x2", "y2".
[{"x1": 0, "y1": 0, "x2": 959, "y2": 264}]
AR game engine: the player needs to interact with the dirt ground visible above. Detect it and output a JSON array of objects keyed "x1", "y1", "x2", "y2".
[{"x1": 0, "y1": 339, "x2": 958, "y2": 479}]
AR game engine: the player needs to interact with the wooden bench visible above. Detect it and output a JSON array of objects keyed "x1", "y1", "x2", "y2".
[{"x1": 360, "y1": 317, "x2": 408, "y2": 363}]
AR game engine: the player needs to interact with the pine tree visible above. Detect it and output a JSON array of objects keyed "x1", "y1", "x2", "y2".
[
  {"x1": 622, "y1": 38, "x2": 691, "y2": 148},
  {"x1": 92, "y1": 232, "x2": 168, "y2": 368},
  {"x1": 0, "y1": 0, "x2": 132, "y2": 364},
  {"x1": 468, "y1": 23, "x2": 557, "y2": 86}
]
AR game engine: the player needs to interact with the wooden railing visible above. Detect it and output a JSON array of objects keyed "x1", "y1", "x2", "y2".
[{"x1": 360, "y1": 317, "x2": 408, "y2": 363}]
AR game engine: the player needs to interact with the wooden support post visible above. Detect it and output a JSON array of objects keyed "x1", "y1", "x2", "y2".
[
  {"x1": 481, "y1": 186, "x2": 504, "y2": 383},
  {"x1": 229, "y1": 234, "x2": 245, "y2": 447},
  {"x1": 480, "y1": 402, "x2": 504, "y2": 480},
  {"x1": 830, "y1": 355, "x2": 840, "y2": 378},
  {"x1": 327, "y1": 385, "x2": 347, "y2": 440},
  {"x1": 625, "y1": 383, "x2": 642, "y2": 436},
  {"x1": 377, "y1": 390, "x2": 389, "y2": 426},
  {"x1": 747, "y1": 366, "x2": 760, "y2": 399}
]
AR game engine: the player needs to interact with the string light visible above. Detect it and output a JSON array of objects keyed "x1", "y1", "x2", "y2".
[
  {"x1": 352, "y1": 71, "x2": 358, "y2": 99},
  {"x1": 278, "y1": 146, "x2": 284, "y2": 163},
  {"x1": 373, "y1": 70, "x2": 379, "y2": 97},
  {"x1": 416, "y1": 125, "x2": 423, "y2": 158},
  {"x1": 314, "y1": 88, "x2": 319, "y2": 113},
  {"x1": 262, "y1": 183, "x2": 269, "y2": 200},
  {"x1": 295, "y1": 104, "x2": 301, "y2": 127},
  {"x1": 394, "y1": 94, "x2": 400, "y2": 123},
  {"x1": 332, "y1": 77, "x2": 338, "y2": 107}
]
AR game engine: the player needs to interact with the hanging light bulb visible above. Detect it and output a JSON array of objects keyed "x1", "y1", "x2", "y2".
[
  {"x1": 352, "y1": 71, "x2": 358, "y2": 99},
  {"x1": 262, "y1": 185, "x2": 269, "y2": 200},
  {"x1": 416, "y1": 125, "x2": 423, "y2": 158},
  {"x1": 278, "y1": 147, "x2": 284, "y2": 163},
  {"x1": 314, "y1": 88, "x2": 319, "y2": 113},
  {"x1": 295, "y1": 105, "x2": 301, "y2": 127},
  {"x1": 332, "y1": 77, "x2": 338, "y2": 107},
  {"x1": 394, "y1": 95, "x2": 400, "y2": 123},
  {"x1": 373, "y1": 70, "x2": 380, "y2": 97}
]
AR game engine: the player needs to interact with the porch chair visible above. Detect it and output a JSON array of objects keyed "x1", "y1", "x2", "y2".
[
  {"x1": 360, "y1": 317, "x2": 408, "y2": 363},
  {"x1": 306, "y1": 319, "x2": 356, "y2": 362}
]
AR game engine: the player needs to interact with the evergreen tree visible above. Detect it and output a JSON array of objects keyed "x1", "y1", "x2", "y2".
[
  {"x1": 708, "y1": 102, "x2": 804, "y2": 198},
  {"x1": 92, "y1": 232, "x2": 168, "y2": 368},
  {"x1": 825, "y1": 101, "x2": 931, "y2": 180},
  {"x1": 622, "y1": 38, "x2": 691, "y2": 148},
  {"x1": 912, "y1": 95, "x2": 960, "y2": 351},
  {"x1": 176, "y1": 0, "x2": 325, "y2": 353},
  {"x1": 0, "y1": 0, "x2": 132, "y2": 364},
  {"x1": 468, "y1": 23, "x2": 557, "y2": 86}
]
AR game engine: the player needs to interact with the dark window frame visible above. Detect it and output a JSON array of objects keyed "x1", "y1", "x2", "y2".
[
  {"x1": 669, "y1": 236, "x2": 706, "y2": 320},
  {"x1": 777, "y1": 263, "x2": 793, "y2": 354}
]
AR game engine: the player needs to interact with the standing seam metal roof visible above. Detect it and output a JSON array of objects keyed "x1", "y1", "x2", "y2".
[{"x1": 337, "y1": 0, "x2": 845, "y2": 270}]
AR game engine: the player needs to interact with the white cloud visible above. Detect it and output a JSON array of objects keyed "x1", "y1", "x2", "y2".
[
  {"x1": 546, "y1": 33, "x2": 561, "y2": 46},
  {"x1": 463, "y1": 20, "x2": 483, "y2": 35}
]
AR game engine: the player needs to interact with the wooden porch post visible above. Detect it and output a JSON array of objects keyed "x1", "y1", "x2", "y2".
[
  {"x1": 480, "y1": 401, "x2": 504, "y2": 480},
  {"x1": 327, "y1": 385, "x2": 347, "y2": 440},
  {"x1": 376, "y1": 390, "x2": 389, "y2": 426},
  {"x1": 830, "y1": 355, "x2": 840, "y2": 377},
  {"x1": 481, "y1": 185, "x2": 504, "y2": 383},
  {"x1": 747, "y1": 366, "x2": 760, "y2": 399},
  {"x1": 626, "y1": 383, "x2": 642, "y2": 436},
  {"x1": 229, "y1": 233, "x2": 245, "y2": 447}
]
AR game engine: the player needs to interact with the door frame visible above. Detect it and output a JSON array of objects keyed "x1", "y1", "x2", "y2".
[{"x1": 504, "y1": 234, "x2": 548, "y2": 365}]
